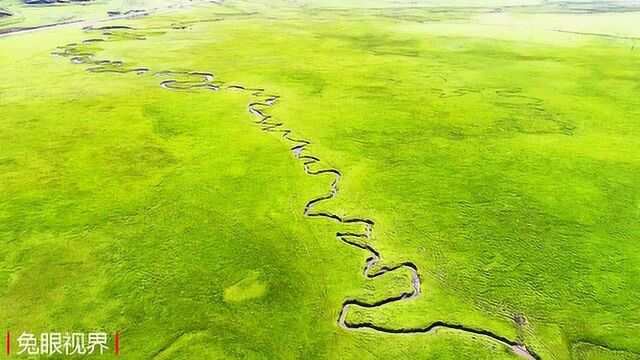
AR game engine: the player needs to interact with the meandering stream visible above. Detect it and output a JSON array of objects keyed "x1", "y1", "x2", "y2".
[{"x1": 48, "y1": 12, "x2": 539, "y2": 360}]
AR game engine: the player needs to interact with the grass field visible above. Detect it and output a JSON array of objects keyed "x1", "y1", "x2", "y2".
[{"x1": 1, "y1": 0, "x2": 639, "y2": 359}]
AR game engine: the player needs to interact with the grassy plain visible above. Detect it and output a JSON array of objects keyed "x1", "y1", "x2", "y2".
[
  {"x1": 0, "y1": 0, "x2": 193, "y2": 29},
  {"x1": 1, "y1": 0, "x2": 639, "y2": 359}
]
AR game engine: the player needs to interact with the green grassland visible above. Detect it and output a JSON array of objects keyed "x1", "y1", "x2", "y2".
[
  {"x1": 1, "y1": 0, "x2": 639, "y2": 359},
  {"x1": 0, "y1": 0, "x2": 193, "y2": 30}
]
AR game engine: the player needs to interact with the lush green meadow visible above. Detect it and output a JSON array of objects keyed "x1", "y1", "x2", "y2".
[{"x1": 1, "y1": 0, "x2": 639, "y2": 359}]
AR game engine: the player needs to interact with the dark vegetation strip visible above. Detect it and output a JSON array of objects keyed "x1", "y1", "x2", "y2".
[
  {"x1": 0, "y1": 8, "x2": 12, "y2": 18},
  {"x1": 0, "y1": 18, "x2": 83, "y2": 36},
  {"x1": 550, "y1": 28, "x2": 640, "y2": 41},
  {"x1": 48, "y1": 10, "x2": 540, "y2": 360}
]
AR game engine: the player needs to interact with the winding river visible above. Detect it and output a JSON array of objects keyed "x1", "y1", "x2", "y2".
[{"x1": 49, "y1": 14, "x2": 539, "y2": 360}]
